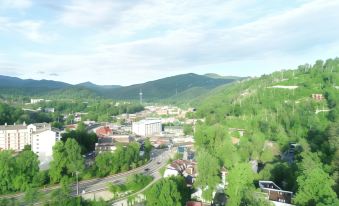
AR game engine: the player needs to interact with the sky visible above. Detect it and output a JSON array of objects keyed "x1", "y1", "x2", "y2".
[{"x1": 0, "y1": 0, "x2": 339, "y2": 86}]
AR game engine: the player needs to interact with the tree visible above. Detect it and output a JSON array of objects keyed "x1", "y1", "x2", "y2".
[
  {"x1": 145, "y1": 177, "x2": 183, "y2": 206},
  {"x1": 49, "y1": 139, "x2": 84, "y2": 183},
  {"x1": 64, "y1": 138, "x2": 85, "y2": 175},
  {"x1": 195, "y1": 149, "x2": 220, "y2": 201},
  {"x1": 144, "y1": 138, "x2": 153, "y2": 160},
  {"x1": 0, "y1": 151, "x2": 15, "y2": 194},
  {"x1": 61, "y1": 129, "x2": 97, "y2": 155},
  {"x1": 295, "y1": 152, "x2": 338, "y2": 206},
  {"x1": 12, "y1": 150, "x2": 40, "y2": 191},
  {"x1": 125, "y1": 174, "x2": 153, "y2": 192},
  {"x1": 49, "y1": 141, "x2": 67, "y2": 183},
  {"x1": 24, "y1": 186, "x2": 41, "y2": 205},
  {"x1": 183, "y1": 124, "x2": 193, "y2": 135},
  {"x1": 109, "y1": 184, "x2": 124, "y2": 199},
  {"x1": 295, "y1": 167, "x2": 338, "y2": 206},
  {"x1": 95, "y1": 152, "x2": 113, "y2": 177},
  {"x1": 227, "y1": 163, "x2": 254, "y2": 206},
  {"x1": 49, "y1": 177, "x2": 82, "y2": 206}
]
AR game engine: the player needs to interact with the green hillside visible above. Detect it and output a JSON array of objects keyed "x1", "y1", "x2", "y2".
[
  {"x1": 0, "y1": 73, "x2": 239, "y2": 101},
  {"x1": 193, "y1": 58, "x2": 339, "y2": 205},
  {"x1": 103, "y1": 73, "x2": 239, "y2": 100}
]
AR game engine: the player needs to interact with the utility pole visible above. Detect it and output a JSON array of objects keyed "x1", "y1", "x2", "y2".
[
  {"x1": 139, "y1": 89, "x2": 143, "y2": 105},
  {"x1": 76, "y1": 171, "x2": 79, "y2": 196}
]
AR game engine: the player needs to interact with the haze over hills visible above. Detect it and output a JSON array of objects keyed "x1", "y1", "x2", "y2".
[{"x1": 0, "y1": 73, "x2": 243, "y2": 100}]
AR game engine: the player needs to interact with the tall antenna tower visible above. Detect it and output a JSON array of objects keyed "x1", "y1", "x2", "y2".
[{"x1": 139, "y1": 89, "x2": 143, "y2": 104}]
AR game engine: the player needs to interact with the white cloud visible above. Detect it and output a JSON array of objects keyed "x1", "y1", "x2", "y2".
[
  {"x1": 0, "y1": 16, "x2": 55, "y2": 42},
  {"x1": 59, "y1": 0, "x2": 136, "y2": 27},
  {"x1": 0, "y1": 0, "x2": 32, "y2": 9},
  {"x1": 1, "y1": 0, "x2": 339, "y2": 85}
]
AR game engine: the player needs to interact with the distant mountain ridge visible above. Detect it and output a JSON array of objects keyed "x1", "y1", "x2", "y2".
[
  {"x1": 103, "y1": 73, "x2": 240, "y2": 100},
  {"x1": 0, "y1": 73, "x2": 243, "y2": 100},
  {"x1": 0, "y1": 75, "x2": 70, "y2": 89},
  {"x1": 204, "y1": 73, "x2": 246, "y2": 80},
  {"x1": 76, "y1": 81, "x2": 121, "y2": 90}
]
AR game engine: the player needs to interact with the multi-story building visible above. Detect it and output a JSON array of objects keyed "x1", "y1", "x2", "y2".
[
  {"x1": 132, "y1": 119, "x2": 162, "y2": 137},
  {"x1": 30, "y1": 123, "x2": 61, "y2": 168},
  {"x1": 0, "y1": 123, "x2": 31, "y2": 151},
  {"x1": 0, "y1": 122, "x2": 61, "y2": 168}
]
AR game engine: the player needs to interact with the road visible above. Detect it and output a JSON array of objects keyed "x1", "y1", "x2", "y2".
[
  {"x1": 71, "y1": 148, "x2": 173, "y2": 196},
  {"x1": 0, "y1": 148, "x2": 173, "y2": 201}
]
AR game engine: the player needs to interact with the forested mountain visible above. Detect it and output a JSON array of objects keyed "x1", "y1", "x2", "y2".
[
  {"x1": 193, "y1": 58, "x2": 339, "y2": 205},
  {"x1": 76, "y1": 81, "x2": 121, "y2": 90},
  {"x1": 0, "y1": 73, "x2": 240, "y2": 101},
  {"x1": 0, "y1": 75, "x2": 70, "y2": 89},
  {"x1": 204, "y1": 73, "x2": 245, "y2": 80},
  {"x1": 103, "y1": 73, "x2": 239, "y2": 100}
]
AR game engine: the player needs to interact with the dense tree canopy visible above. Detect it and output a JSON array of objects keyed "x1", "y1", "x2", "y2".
[
  {"x1": 0, "y1": 150, "x2": 43, "y2": 194},
  {"x1": 49, "y1": 139, "x2": 84, "y2": 183},
  {"x1": 145, "y1": 176, "x2": 189, "y2": 206},
  {"x1": 95, "y1": 142, "x2": 149, "y2": 177},
  {"x1": 193, "y1": 58, "x2": 339, "y2": 204}
]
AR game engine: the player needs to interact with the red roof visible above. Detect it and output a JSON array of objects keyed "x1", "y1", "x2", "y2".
[
  {"x1": 96, "y1": 126, "x2": 112, "y2": 136},
  {"x1": 186, "y1": 201, "x2": 203, "y2": 206}
]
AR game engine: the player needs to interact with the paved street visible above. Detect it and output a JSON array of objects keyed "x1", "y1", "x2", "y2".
[
  {"x1": 0, "y1": 148, "x2": 174, "y2": 202},
  {"x1": 74, "y1": 148, "x2": 173, "y2": 197}
]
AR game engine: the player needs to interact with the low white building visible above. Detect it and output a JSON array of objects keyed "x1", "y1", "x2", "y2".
[
  {"x1": 30, "y1": 99, "x2": 44, "y2": 104},
  {"x1": 132, "y1": 119, "x2": 161, "y2": 137}
]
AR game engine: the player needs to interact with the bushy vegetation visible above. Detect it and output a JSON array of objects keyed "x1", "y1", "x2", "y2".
[
  {"x1": 0, "y1": 99, "x2": 144, "y2": 129},
  {"x1": 109, "y1": 174, "x2": 153, "y2": 199},
  {"x1": 61, "y1": 122, "x2": 98, "y2": 154},
  {"x1": 145, "y1": 176, "x2": 190, "y2": 206},
  {"x1": 0, "y1": 149, "x2": 46, "y2": 194},
  {"x1": 193, "y1": 58, "x2": 339, "y2": 205},
  {"x1": 95, "y1": 141, "x2": 152, "y2": 177}
]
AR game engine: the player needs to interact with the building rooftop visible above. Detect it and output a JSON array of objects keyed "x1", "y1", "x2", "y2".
[
  {"x1": 186, "y1": 201, "x2": 203, "y2": 206},
  {"x1": 259, "y1": 181, "x2": 293, "y2": 204},
  {"x1": 0, "y1": 124, "x2": 27, "y2": 130},
  {"x1": 134, "y1": 118, "x2": 161, "y2": 124}
]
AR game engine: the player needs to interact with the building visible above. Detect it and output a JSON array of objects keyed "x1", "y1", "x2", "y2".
[
  {"x1": 113, "y1": 135, "x2": 134, "y2": 144},
  {"x1": 95, "y1": 143, "x2": 117, "y2": 154},
  {"x1": 30, "y1": 99, "x2": 44, "y2": 104},
  {"x1": 311, "y1": 94, "x2": 324, "y2": 101},
  {"x1": 164, "y1": 160, "x2": 197, "y2": 186},
  {"x1": 258, "y1": 181, "x2": 294, "y2": 206},
  {"x1": 0, "y1": 123, "x2": 31, "y2": 151},
  {"x1": 164, "y1": 126, "x2": 184, "y2": 136},
  {"x1": 31, "y1": 124, "x2": 61, "y2": 169},
  {"x1": 44, "y1": 108, "x2": 55, "y2": 113},
  {"x1": 0, "y1": 122, "x2": 60, "y2": 168},
  {"x1": 186, "y1": 201, "x2": 203, "y2": 206},
  {"x1": 96, "y1": 126, "x2": 113, "y2": 137},
  {"x1": 132, "y1": 119, "x2": 161, "y2": 137}
]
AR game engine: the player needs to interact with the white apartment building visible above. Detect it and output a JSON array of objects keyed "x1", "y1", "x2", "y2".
[
  {"x1": 132, "y1": 119, "x2": 162, "y2": 137},
  {"x1": 0, "y1": 122, "x2": 61, "y2": 169},
  {"x1": 0, "y1": 123, "x2": 31, "y2": 151}
]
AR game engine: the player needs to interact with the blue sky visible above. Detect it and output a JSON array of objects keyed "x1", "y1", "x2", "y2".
[{"x1": 0, "y1": 0, "x2": 339, "y2": 86}]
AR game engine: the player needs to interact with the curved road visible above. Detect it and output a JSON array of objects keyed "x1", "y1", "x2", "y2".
[{"x1": 0, "y1": 148, "x2": 174, "y2": 201}]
